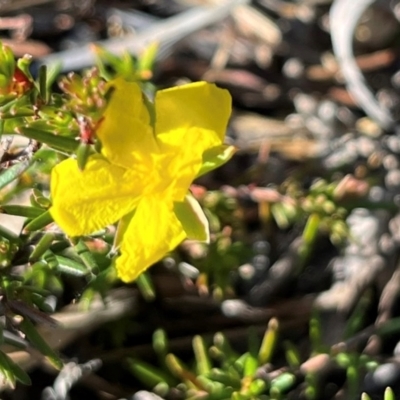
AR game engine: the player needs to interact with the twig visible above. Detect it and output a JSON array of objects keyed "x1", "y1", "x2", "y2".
[
  {"x1": 37, "y1": 0, "x2": 250, "y2": 72},
  {"x1": 42, "y1": 359, "x2": 102, "y2": 400},
  {"x1": 4, "y1": 287, "x2": 138, "y2": 372},
  {"x1": 0, "y1": 0, "x2": 58, "y2": 13},
  {"x1": 330, "y1": 0, "x2": 394, "y2": 129}
]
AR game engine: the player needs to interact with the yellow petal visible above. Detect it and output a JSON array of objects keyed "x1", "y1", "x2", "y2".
[
  {"x1": 116, "y1": 195, "x2": 186, "y2": 283},
  {"x1": 174, "y1": 194, "x2": 209, "y2": 242},
  {"x1": 153, "y1": 82, "x2": 232, "y2": 200},
  {"x1": 153, "y1": 126, "x2": 220, "y2": 201},
  {"x1": 97, "y1": 78, "x2": 158, "y2": 170},
  {"x1": 155, "y1": 81, "x2": 231, "y2": 143},
  {"x1": 50, "y1": 155, "x2": 142, "y2": 236}
]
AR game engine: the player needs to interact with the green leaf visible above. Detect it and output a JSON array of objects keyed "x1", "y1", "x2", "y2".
[
  {"x1": 0, "y1": 350, "x2": 16, "y2": 388},
  {"x1": 152, "y1": 329, "x2": 168, "y2": 357},
  {"x1": 0, "y1": 94, "x2": 17, "y2": 108},
  {"x1": 259, "y1": 318, "x2": 279, "y2": 365},
  {"x1": 29, "y1": 232, "x2": 56, "y2": 262},
  {"x1": 137, "y1": 42, "x2": 158, "y2": 75},
  {"x1": 38, "y1": 65, "x2": 48, "y2": 103},
  {"x1": 174, "y1": 194, "x2": 209, "y2": 243},
  {"x1": 127, "y1": 358, "x2": 175, "y2": 388},
  {"x1": 193, "y1": 335, "x2": 211, "y2": 375},
  {"x1": 243, "y1": 353, "x2": 258, "y2": 377},
  {"x1": 270, "y1": 372, "x2": 296, "y2": 393},
  {"x1": 165, "y1": 353, "x2": 193, "y2": 383},
  {"x1": 0, "y1": 75, "x2": 8, "y2": 91},
  {"x1": 207, "y1": 368, "x2": 241, "y2": 388},
  {"x1": 15, "y1": 127, "x2": 78, "y2": 152},
  {"x1": 23, "y1": 210, "x2": 53, "y2": 233},
  {"x1": 136, "y1": 272, "x2": 156, "y2": 302},
  {"x1": 0, "y1": 42, "x2": 15, "y2": 84},
  {"x1": 16, "y1": 55, "x2": 34, "y2": 82},
  {"x1": 19, "y1": 318, "x2": 63, "y2": 370},
  {"x1": 0, "y1": 352, "x2": 32, "y2": 385},
  {"x1": 197, "y1": 144, "x2": 236, "y2": 177},
  {"x1": 113, "y1": 210, "x2": 135, "y2": 251},
  {"x1": 3, "y1": 331, "x2": 28, "y2": 349},
  {"x1": 54, "y1": 255, "x2": 89, "y2": 277},
  {"x1": 0, "y1": 205, "x2": 45, "y2": 219},
  {"x1": 74, "y1": 240, "x2": 98, "y2": 274},
  {"x1": 384, "y1": 387, "x2": 395, "y2": 400},
  {"x1": 0, "y1": 159, "x2": 31, "y2": 190},
  {"x1": 76, "y1": 142, "x2": 92, "y2": 171},
  {"x1": 249, "y1": 379, "x2": 267, "y2": 396},
  {"x1": 45, "y1": 61, "x2": 61, "y2": 90},
  {"x1": 30, "y1": 188, "x2": 51, "y2": 209},
  {"x1": 0, "y1": 107, "x2": 35, "y2": 119},
  {"x1": 283, "y1": 341, "x2": 301, "y2": 368}
]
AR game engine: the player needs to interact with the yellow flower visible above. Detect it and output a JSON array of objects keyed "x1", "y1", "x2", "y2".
[{"x1": 50, "y1": 79, "x2": 234, "y2": 282}]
